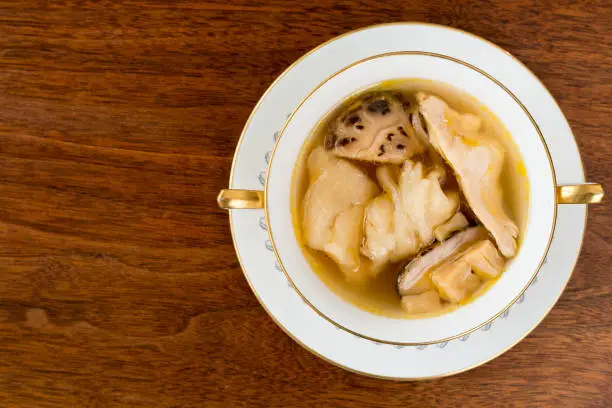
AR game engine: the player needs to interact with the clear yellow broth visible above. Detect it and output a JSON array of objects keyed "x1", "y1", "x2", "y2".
[{"x1": 290, "y1": 79, "x2": 530, "y2": 319}]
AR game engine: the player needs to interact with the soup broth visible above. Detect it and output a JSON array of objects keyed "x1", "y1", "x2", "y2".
[{"x1": 291, "y1": 79, "x2": 529, "y2": 318}]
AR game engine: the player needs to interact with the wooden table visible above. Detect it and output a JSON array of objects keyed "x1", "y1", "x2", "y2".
[{"x1": 0, "y1": 1, "x2": 609, "y2": 407}]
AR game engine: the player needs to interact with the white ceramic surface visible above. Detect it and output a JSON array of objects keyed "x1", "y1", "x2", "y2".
[
  {"x1": 229, "y1": 23, "x2": 586, "y2": 379},
  {"x1": 266, "y1": 52, "x2": 556, "y2": 344}
]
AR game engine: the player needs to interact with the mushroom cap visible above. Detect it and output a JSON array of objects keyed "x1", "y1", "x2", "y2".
[{"x1": 326, "y1": 93, "x2": 424, "y2": 163}]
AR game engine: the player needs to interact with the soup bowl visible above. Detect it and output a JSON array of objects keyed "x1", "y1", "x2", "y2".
[{"x1": 218, "y1": 52, "x2": 603, "y2": 345}]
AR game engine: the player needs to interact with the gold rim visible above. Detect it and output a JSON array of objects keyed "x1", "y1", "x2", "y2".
[{"x1": 228, "y1": 22, "x2": 588, "y2": 379}]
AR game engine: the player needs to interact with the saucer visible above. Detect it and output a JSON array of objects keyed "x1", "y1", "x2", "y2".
[{"x1": 228, "y1": 23, "x2": 586, "y2": 379}]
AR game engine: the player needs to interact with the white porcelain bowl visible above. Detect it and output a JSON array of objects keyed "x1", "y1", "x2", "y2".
[
  {"x1": 265, "y1": 52, "x2": 555, "y2": 345},
  {"x1": 218, "y1": 23, "x2": 604, "y2": 377}
]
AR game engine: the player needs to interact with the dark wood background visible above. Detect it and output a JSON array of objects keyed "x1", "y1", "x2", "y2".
[{"x1": 0, "y1": 1, "x2": 609, "y2": 407}]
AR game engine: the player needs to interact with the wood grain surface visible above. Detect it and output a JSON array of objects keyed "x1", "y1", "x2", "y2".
[{"x1": 0, "y1": 1, "x2": 610, "y2": 407}]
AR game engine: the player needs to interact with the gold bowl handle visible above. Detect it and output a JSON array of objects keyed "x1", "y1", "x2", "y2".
[
  {"x1": 217, "y1": 189, "x2": 265, "y2": 209},
  {"x1": 217, "y1": 184, "x2": 604, "y2": 209},
  {"x1": 556, "y1": 183, "x2": 604, "y2": 204}
]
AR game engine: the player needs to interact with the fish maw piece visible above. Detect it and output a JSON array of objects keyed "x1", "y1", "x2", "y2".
[
  {"x1": 397, "y1": 160, "x2": 459, "y2": 249},
  {"x1": 324, "y1": 205, "x2": 366, "y2": 279},
  {"x1": 361, "y1": 195, "x2": 395, "y2": 266},
  {"x1": 434, "y1": 212, "x2": 469, "y2": 241},
  {"x1": 431, "y1": 260, "x2": 481, "y2": 303},
  {"x1": 361, "y1": 160, "x2": 459, "y2": 265},
  {"x1": 463, "y1": 240, "x2": 505, "y2": 280},
  {"x1": 302, "y1": 147, "x2": 379, "y2": 252},
  {"x1": 417, "y1": 93, "x2": 519, "y2": 257},
  {"x1": 362, "y1": 166, "x2": 415, "y2": 265},
  {"x1": 401, "y1": 291, "x2": 443, "y2": 314},
  {"x1": 326, "y1": 93, "x2": 424, "y2": 163}
]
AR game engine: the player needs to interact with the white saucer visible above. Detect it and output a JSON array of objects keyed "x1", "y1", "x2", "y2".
[{"x1": 228, "y1": 23, "x2": 586, "y2": 379}]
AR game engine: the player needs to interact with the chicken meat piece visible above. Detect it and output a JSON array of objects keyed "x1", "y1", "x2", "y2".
[
  {"x1": 398, "y1": 227, "x2": 506, "y2": 306},
  {"x1": 434, "y1": 211, "x2": 469, "y2": 242},
  {"x1": 397, "y1": 226, "x2": 488, "y2": 296},
  {"x1": 302, "y1": 147, "x2": 379, "y2": 277},
  {"x1": 399, "y1": 272, "x2": 434, "y2": 296},
  {"x1": 361, "y1": 194, "x2": 395, "y2": 269},
  {"x1": 400, "y1": 290, "x2": 443, "y2": 314},
  {"x1": 431, "y1": 260, "x2": 481, "y2": 303},
  {"x1": 416, "y1": 93, "x2": 519, "y2": 257},
  {"x1": 399, "y1": 159, "x2": 459, "y2": 247},
  {"x1": 323, "y1": 205, "x2": 366, "y2": 280},
  {"x1": 326, "y1": 93, "x2": 424, "y2": 163},
  {"x1": 361, "y1": 160, "x2": 459, "y2": 266},
  {"x1": 462, "y1": 239, "x2": 506, "y2": 279}
]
